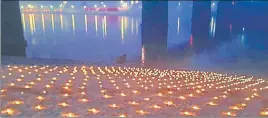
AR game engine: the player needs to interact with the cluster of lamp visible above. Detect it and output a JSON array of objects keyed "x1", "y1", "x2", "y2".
[{"x1": 0, "y1": 65, "x2": 268, "y2": 117}]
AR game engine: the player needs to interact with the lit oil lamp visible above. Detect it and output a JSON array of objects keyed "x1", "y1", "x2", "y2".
[
  {"x1": 33, "y1": 105, "x2": 46, "y2": 111},
  {"x1": 16, "y1": 78, "x2": 23, "y2": 82},
  {"x1": 58, "y1": 102, "x2": 70, "y2": 107},
  {"x1": 180, "y1": 111, "x2": 196, "y2": 116},
  {"x1": 136, "y1": 110, "x2": 150, "y2": 116},
  {"x1": 118, "y1": 113, "x2": 127, "y2": 117},
  {"x1": 1, "y1": 108, "x2": 19, "y2": 116},
  {"x1": 108, "y1": 104, "x2": 120, "y2": 108},
  {"x1": 150, "y1": 104, "x2": 162, "y2": 109},
  {"x1": 88, "y1": 108, "x2": 100, "y2": 115},
  {"x1": 78, "y1": 98, "x2": 88, "y2": 103},
  {"x1": 207, "y1": 101, "x2": 218, "y2": 106},
  {"x1": 103, "y1": 94, "x2": 112, "y2": 99},
  {"x1": 191, "y1": 105, "x2": 201, "y2": 110},
  {"x1": 120, "y1": 93, "x2": 126, "y2": 97},
  {"x1": 144, "y1": 98, "x2": 151, "y2": 101},
  {"x1": 222, "y1": 111, "x2": 237, "y2": 117},
  {"x1": 260, "y1": 109, "x2": 268, "y2": 116},
  {"x1": 164, "y1": 100, "x2": 175, "y2": 106},
  {"x1": 8, "y1": 100, "x2": 24, "y2": 105},
  {"x1": 36, "y1": 96, "x2": 45, "y2": 101},
  {"x1": 9, "y1": 83, "x2": 15, "y2": 87},
  {"x1": 179, "y1": 96, "x2": 186, "y2": 100},
  {"x1": 61, "y1": 112, "x2": 79, "y2": 117},
  {"x1": 128, "y1": 101, "x2": 140, "y2": 105},
  {"x1": 132, "y1": 90, "x2": 140, "y2": 94}
]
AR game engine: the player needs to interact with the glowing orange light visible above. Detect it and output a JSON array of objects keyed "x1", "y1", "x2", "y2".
[
  {"x1": 103, "y1": 94, "x2": 112, "y2": 99},
  {"x1": 8, "y1": 100, "x2": 24, "y2": 105},
  {"x1": 88, "y1": 108, "x2": 100, "y2": 115},
  {"x1": 108, "y1": 104, "x2": 120, "y2": 108},
  {"x1": 180, "y1": 111, "x2": 196, "y2": 116},
  {"x1": 128, "y1": 101, "x2": 140, "y2": 105},
  {"x1": 118, "y1": 113, "x2": 127, "y2": 117},
  {"x1": 191, "y1": 105, "x2": 201, "y2": 110},
  {"x1": 61, "y1": 112, "x2": 79, "y2": 117},
  {"x1": 33, "y1": 105, "x2": 46, "y2": 110},
  {"x1": 78, "y1": 98, "x2": 88, "y2": 103},
  {"x1": 1, "y1": 108, "x2": 19, "y2": 116},
  {"x1": 150, "y1": 104, "x2": 162, "y2": 109},
  {"x1": 120, "y1": 93, "x2": 126, "y2": 97},
  {"x1": 164, "y1": 101, "x2": 175, "y2": 106},
  {"x1": 36, "y1": 96, "x2": 45, "y2": 101},
  {"x1": 136, "y1": 110, "x2": 150, "y2": 116},
  {"x1": 222, "y1": 111, "x2": 237, "y2": 116},
  {"x1": 207, "y1": 101, "x2": 218, "y2": 106},
  {"x1": 260, "y1": 110, "x2": 268, "y2": 116},
  {"x1": 58, "y1": 102, "x2": 70, "y2": 107},
  {"x1": 179, "y1": 96, "x2": 186, "y2": 100}
]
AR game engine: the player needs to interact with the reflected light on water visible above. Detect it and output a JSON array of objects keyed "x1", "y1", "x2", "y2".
[
  {"x1": 29, "y1": 14, "x2": 34, "y2": 35},
  {"x1": 84, "y1": 14, "x2": 88, "y2": 33},
  {"x1": 141, "y1": 45, "x2": 145, "y2": 65},
  {"x1": 60, "y1": 14, "x2": 64, "y2": 31},
  {"x1": 51, "y1": 14, "x2": 55, "y2": 33},
  {"x1": 104, "y1": 16, "x2": 107, "y2": 37},
  {"x1": 72, "y1": 14, "x2": 76, "y2": 35},
  {"x1": 121, "y1": 17, "x2": 125, "y2": 44},
  {"x1": 95, "y1": 15, "x2": 98, "y2": 36},
  {"x1": 41, "y1": 14, "x2": 45, "y2": 34},
  {"x1": 177, "y1": 17, "x2": 180, "y2": 33},
  {"x1": 131, "y1": 18, "x2": 134, "y2": 35},
  {"x1": 136, "y1": 19, "x2": 139, "y2": 34},
  {"x1": 21, "y1": 13, "x2": 26, "y2": 31}
]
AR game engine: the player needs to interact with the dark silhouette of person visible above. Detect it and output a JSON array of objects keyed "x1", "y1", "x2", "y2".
[{"x1": 115, "y1": 53, "x2": 127, "y2": 64}]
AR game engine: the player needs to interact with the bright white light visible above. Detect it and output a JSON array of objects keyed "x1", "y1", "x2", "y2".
[
  {"x1": 103, "y1": 5, "x2": 106, "y2": 8},
  {"x1": 135, "y1": 1, "x2": 139, "y2": 3},
  {"x1": 20, "y1": 6, "x2": 24, "y2": 9},
  {"x1": 40, "y1": 5, "x2": 44, "y2": 8},
  {"x1": 242, "y1": 27, "x2": 245, "y2": 31},
  {"x1": 131, "y1": 1, "x2": 134, "y2": 4},
  {"x1": 84, "y1": 6, "x2": 86, "y2": 8},
  {"x1": 50, "y1": 5, "x2": 53, "y2": 8},
  {"x1": 121, "y1": 3, "x2": 128, "y2": 8},
  {"x1": 120, "y1": 1, "x2": 124, "y2": 4},
  {"x1": 94, "y1": 4, "x2": 97, "y2": 8},
  {"x1": 212, "y1": 3, "x2": 215, "y2": 6},
  {"x1": 71, "y1": 5, "x2": 75, "y2": 8},
  {"x1": 101, "y1": 2, "x2": 104, "y2": 4},
  {"x1": 178, "y1": 2, "x2": 181, "y2": 6}
]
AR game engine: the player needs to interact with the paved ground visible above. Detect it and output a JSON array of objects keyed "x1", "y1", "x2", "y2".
[{"x1": 1, "y1": 57, "x2": 268, "y2": 117}]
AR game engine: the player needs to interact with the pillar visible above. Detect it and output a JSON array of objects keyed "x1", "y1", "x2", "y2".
[
  {"x1": 1, "y1": 1, "x2": 27, "y2": 56},
  {"x1": 191, "y1": 1, "x2": 211, "y2": 53},
  {"x1": 142, "y1": 1, "x2": 168, "y2": 64},
  {"x1": 215, "y1": 1, "x2": 233, "y2": 42}
]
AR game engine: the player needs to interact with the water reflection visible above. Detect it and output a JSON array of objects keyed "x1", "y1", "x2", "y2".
[
  {"x1": 51, "y1": 14, "x2": 55, "y2": 33},
  {"x1": 22, "y1": 13, "x2": 141, "y2": 62},
  {"x1": 71, "y1": 14, "x2": 75, "y2": 35},
  {"x1": 41, "y1": 14, "x2": 46, "y2": 34}
]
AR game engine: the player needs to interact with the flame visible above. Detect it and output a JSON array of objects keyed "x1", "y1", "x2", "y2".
[
  {"x1": 61, "y1": 112, "x2": 79, "y2": 117},
  {"x1": 1, "y1": 108, "x2": 19, "y2": 116},
  {"x1": 8, "y1": 100, "x2": 24, "y2": 105},
  {"x1": 136, "y1": 110, "x2": 150, "y2": 116},
  {"x1": 108, "y1": 104, "x2": 120, "y2": 108},
  {"x1": 88, "y1": 108, "x2": 100, "y2": 115},
  {"x1": 58, "y1": 102, "x2": 70, "y2": 107},
  {"x1": 33, "y1": 105, "x2": 46, "y2": 110},
  {"x1": 36, "y1": 96, "x2": 45, "y2": 101},
  {"x1": 222, "y1": 111, "x2": 237, "y2": 116},
  {"x1": 180, "y1": 111, "x2": 196, "y2": 116}
]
